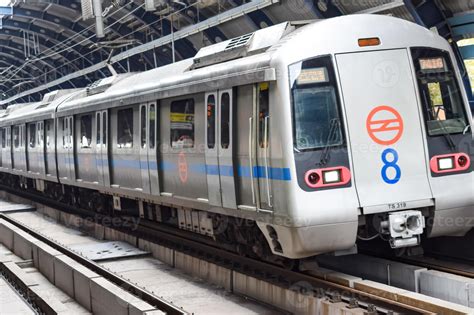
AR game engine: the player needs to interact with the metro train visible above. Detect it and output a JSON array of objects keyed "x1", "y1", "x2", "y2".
[{"x1": 0, "y1": 15, "x2": 472, "y2": 263}]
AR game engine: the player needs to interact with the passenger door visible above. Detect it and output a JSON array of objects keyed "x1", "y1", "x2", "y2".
[
  {"x1": 65, "y1": 116, "x2": 75, "y2": 182},
  {"x1": 95, "y1": 111, "x2": 110, "y2": 186},
  {"x1": 205, "y1": 90, "x2": 237, "y2": 209},
  {"x1": 37, "y1": 121, "x2": 45, "y2": 175},
  {"x1": 336, "y1": 49, "x2": 433, "y2": 213},
  {"x1": 139, "y1": 103, "x2": 160, "y2": 195}
]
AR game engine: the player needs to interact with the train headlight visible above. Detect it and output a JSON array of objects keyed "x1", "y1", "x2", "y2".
[
  {"x1": 430, "y1": 153, "x2": 470, "y2": 174},
  {"x1": 438, "y1": 157, "x2": 454, "y2": 170},
  {"x1": 322, "y1": 170, "x2": 341, "y2": 184},
  {"x1": 304, "y1": 167, "x2": 351, "y2": 189}
]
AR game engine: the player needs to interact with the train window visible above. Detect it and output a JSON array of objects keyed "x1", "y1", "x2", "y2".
[
  {"x1": 80, "y1": 115, "x2": 92, "y2": 148},
  {"x1": 117, "y1": 108, "x2": 134, "y2": 148},
  {"x1": 221, "y1": 93, "x2": 230, "y2": 149},
  {"x1": 149, "y1": 105, "x2": 155, "y2": 149},
  {"x1": 96, "y1": 113, "x2": 101, "y2": 145},
  {"x1": 103, "y1": 113, "x2": 107, "y2": 145},
  {"x1": 29, "y1": 124, "x2": 36, "y2": 148},
  {"x1": 61, "y1": 118, "x2": 66, "y2": 148},
  {"x1": 411, "y1": 48, "x2": 469, "y2": 136},
  {"x1": 207, "y1": 95, "x2": 216, "y2": 149},
  {"x1": 20, "y1": 125, "x2": 24, "y2": 147},
  {"x1": 141, "y1": 106, "x2": 147, "y2": 148},
  {"x1": 37, "y1": 123, "x2": 42, "y2": 147},
  {"x1": 1, "y1": 128, "x2": 4, "y2": 148},
  {"x1": 289, "y1": 56, "x2": 344, "y2": 151},
  {"x1": 170, "y1": 99, "x2": 194, "y2": 149},
  {"x1": 258, "y1": 83, "x2": 270, "y2": 148},
  {"x1": 13, "y1": 126, "x2": 19, "y2": 148},
  {"x1": 45, "y1": 120, "x2": 53, "y2": 148}
]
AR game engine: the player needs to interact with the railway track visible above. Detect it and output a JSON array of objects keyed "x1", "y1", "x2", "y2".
[
  {"x1": 0, "y1": 209, "x2": 188, "y2": 315},
  {"x1": 0, "y1": 186, "x2": 470, "y2": 314}
]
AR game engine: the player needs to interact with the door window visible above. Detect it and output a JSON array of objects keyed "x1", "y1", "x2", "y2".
[
  {"x1": 80, "y1": 115, "x2": 92, "y2": 148},
  {"x1": 149, "y1": 105, "x2": 155, "y2": 150},
  {"x1": 45, "y1": 120, "x2": 53, "y2": 148},
  {"x1": 221, "y1": 93, "x2": 230, "y2": 149},
  {"x1": 1, "y1": 128, "x2": 4, "y2": 148},
  {"x1": 103, "y1": 113, "x2": 107, "y2": 146},
  {"x1": 141, "y1": 106, "x2": 147, "y2": 149},
  {"x1": 117, "y1": 108, "x2": 134, "y2": 148},
  {"x1": 13, "y1": 126, "x2": 20, "y2": 148},
  {"x1": 207, "y1": 95, "x2": 216, "y2": 149},
  {"x1": 258, "y1": 83, "x2": 270, "y2": 148},
  {"x1": 96, "y1": 113, "x2": 101, "y2": 145},
  {"x1": 170, "y1": 99, "x2": 195, "y2": 148}
]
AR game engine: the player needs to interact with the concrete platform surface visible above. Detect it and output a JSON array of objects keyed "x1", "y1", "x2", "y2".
[
  {"x1": 0, "y1": 277, "x2": 35, "y2": 315},
  {"x1": 0, "y1": 200, "x2": 35, "y2": 213},
  {"x1": 6, "y1": 211, "x2": 283, "y2": 315}
]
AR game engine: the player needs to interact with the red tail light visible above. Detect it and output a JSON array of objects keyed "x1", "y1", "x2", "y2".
[
  {"x1": 430, "y1": 153, "x2": 470, "y2": 174},
  {"x1": 304, "y1": 167, "x2": 351, "y2": 189}
]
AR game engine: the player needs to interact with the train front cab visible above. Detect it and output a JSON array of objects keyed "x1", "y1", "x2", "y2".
[
  {"x1": 336, "y1": 45, "x2": 474, "y2": 245},
  {"x1": 260, "y1": 18, "x2": 473, "y2": 259},
  {"x1": 410, "y1": 47, "x2": 474, "y2": 238}
]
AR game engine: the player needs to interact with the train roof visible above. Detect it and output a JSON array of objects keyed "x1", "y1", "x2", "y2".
[
  {"x1": 1, "y1": 14, "x2": 452, "y2": 122},
  {"x1": 0, "y1": 90, "x2": 80, "y2": 124}
]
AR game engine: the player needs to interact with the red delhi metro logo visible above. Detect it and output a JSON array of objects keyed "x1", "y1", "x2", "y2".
[
  {"x1": 366, "y1": 105, "x2": 404, "y2": 146},
  {"x1": 178, "y1": 152, "x2": 188, "y2": 184}
]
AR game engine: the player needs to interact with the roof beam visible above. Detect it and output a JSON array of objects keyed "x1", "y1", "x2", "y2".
[
  {"x1": 355, "y1": 0, "x2": 404, "y2": 14},
  {"x1": 0, "y1": 0, "x2": 280, "y2": 105}
]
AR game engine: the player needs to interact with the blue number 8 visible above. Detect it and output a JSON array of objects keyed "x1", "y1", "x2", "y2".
[{"x1": 381, "y1": 148, "x2": 401, "y2": 184}]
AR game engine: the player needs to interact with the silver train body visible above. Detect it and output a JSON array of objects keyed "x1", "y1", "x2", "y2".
[{"x1": 0, "y1": 15, "x2": 472, "y2": 259}]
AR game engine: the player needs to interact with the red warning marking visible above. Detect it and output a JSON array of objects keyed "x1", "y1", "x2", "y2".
[
  {"x1": 178, "y1": 152, "x2": 188, "y2": 183},
  {"x1": 366, "y1": 105, "x2": 404, "y2": 146}
]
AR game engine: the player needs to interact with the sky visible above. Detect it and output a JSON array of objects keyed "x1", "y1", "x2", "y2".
[{"x1": 0, "y1": 0, "x2": 10, "y2": 6}]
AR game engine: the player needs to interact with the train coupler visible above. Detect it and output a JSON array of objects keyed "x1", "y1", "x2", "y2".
[{"x1": 380, "y1": 210, "x2": 425, "y2": 249}]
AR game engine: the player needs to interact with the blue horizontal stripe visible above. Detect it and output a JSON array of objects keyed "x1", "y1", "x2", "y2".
[{"x1": 25, "y1": 154, "x2": 292, "y2": 181}]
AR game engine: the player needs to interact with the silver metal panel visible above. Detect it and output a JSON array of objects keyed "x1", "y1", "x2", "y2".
[{"x1": 336, "y1": 49, "x2": 433, "y2": 210}]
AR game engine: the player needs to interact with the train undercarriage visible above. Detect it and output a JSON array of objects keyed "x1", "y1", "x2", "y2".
[{"x1": 0, "y1": 173, "x2": 297, "y2": 269}]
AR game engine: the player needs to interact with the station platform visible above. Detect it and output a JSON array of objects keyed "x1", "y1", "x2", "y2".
[{"x1": 0, "y1": 276, "x2": 35, "y2": 315}]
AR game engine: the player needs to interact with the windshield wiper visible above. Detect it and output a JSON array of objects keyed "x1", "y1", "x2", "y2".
[
  {"x1": 464, "y1": 124, "x2": 471, "y2": 135},
  {"x1": 318, "y1": 118, "x2": 340, "y2": 166},
  {"x1": 432, "y1": 107, "x2": 457, "y2": 152}
]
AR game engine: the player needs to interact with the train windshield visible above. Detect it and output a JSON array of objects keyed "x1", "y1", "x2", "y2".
[
  {"x1": 289, "y1": 56, "x2": 344, "y2": 151},
  {"x1": 411, "y1": 48, "x2": 469, "y2": 136}
]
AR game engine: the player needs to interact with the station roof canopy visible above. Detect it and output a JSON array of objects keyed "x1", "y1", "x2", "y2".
[{"x1": 0, "y1": 0, "x2": 473, "y2": 105}]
